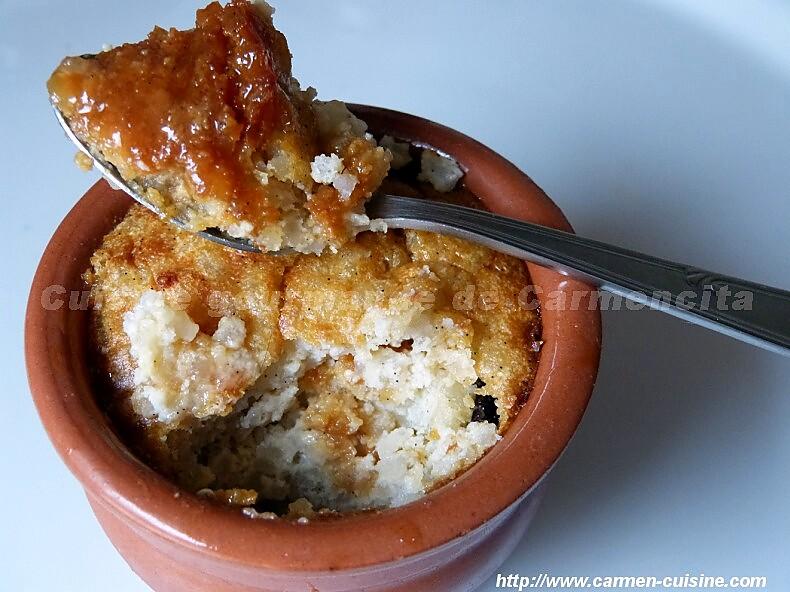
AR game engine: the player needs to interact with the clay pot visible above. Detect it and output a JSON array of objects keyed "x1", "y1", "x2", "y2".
[{"x1": 26, "y1": 105, "x2": 601, "y2": 592}]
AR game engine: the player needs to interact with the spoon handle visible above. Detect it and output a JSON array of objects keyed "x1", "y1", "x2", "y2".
[{"x1": 368, "y1": 194, "x2": 790, "y2": 356}]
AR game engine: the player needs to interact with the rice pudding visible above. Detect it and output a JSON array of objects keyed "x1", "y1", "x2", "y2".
[{"x1": 86, "y1": 159, "x2": 541, "y2": 517}]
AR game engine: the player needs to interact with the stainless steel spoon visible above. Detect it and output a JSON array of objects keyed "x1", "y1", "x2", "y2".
[{"x1": 53, "y1": 103, "x2": 790, "y2": 356}]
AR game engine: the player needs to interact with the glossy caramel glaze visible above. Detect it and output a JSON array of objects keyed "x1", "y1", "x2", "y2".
[{"x1": 49, "y1": 1, "x2": 303, "y2": 223}]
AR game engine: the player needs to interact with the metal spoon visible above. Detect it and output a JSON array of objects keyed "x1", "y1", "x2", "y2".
[{"x1": 52, "y1": 103, "x2": 790, "y2": 356}]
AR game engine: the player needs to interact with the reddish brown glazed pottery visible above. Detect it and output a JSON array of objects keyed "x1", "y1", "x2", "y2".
[{"x1": 26, "y1": 106, "x2": 601, "y2": 592}]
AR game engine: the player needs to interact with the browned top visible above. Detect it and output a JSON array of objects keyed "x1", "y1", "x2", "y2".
[
  {"x1": 48, "y1": 0, "x2": 315, "y2": 225},
  {"x1": 86, "y1": 205, "x2": 289, "y2": 443},
  {"x1": 280, "y1": 229, "x2": 540, "y2": 426}
]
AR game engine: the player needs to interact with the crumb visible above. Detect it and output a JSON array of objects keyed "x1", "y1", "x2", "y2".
[
  {"x1": 74, "y1": 152, "x2": 93, "y2": 171},
  {"x1": 418, "y1": 149, "x2": 464, "y2": 192}
]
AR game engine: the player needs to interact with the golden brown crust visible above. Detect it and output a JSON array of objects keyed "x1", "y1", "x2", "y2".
[
  {"x1": 281, "y1": 229, "x2": 538, "y2": 427},
  {"x1": 279, "y1": 232, "x2": 412, "y2": 348},
  {"x1": 87, "y1": 206, "x2": 287, "y2": 431}
]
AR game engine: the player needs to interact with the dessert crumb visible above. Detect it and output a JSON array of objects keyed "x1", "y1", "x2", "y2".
[{"x1": 74, "y1": 152, "x2": 93, "y2": 172}]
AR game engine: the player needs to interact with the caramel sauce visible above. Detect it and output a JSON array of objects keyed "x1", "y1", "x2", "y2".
[
  {"x1": 306, "y1": 137, "x2": 391, "y2": 241},
  {"x1": 48, "y1": 0, "x2": 304, "y2": 224},
  {"x1": 301, "y1": 359, "x2": 376, "y2": 496}
]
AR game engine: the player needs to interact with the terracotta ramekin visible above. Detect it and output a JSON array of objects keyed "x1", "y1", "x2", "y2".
[{"x1": 26, "y1": 106, "x2": 601, "y2": 592}]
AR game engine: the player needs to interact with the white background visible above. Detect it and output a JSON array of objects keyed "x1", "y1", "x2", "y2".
[{"x1": 2, "y1": 1, "x2": 789, "y2": 590}]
